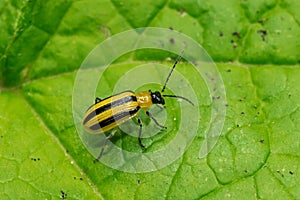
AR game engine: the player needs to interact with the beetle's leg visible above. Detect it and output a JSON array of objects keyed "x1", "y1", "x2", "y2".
[
  {"x1": 94, "y1": 130, "x2": 116, "y2": 163},
  {"x1": 146, "y1": 111, "x2": 167, "y2": 129},
  {"x1": 95, "y1": 97, "x2": 102, "y2": 104},
  {"x1": 137, "y1": 118, "x2": 146, "y2": 150}
]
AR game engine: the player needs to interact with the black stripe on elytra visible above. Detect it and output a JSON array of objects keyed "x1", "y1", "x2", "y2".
[
  {"x1": 83, "y1": 95, "x2": 137, "y2": 125},
  {"x1": 89, "y1": 106, "x2": 140, "y2": 131}
]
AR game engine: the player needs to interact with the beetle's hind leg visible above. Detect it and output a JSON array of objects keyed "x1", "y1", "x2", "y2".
[
  {"x1": 94, "y1": 130, "x2": 117, "y2": 163},
  {"x1": 137, "y1": 118, "x2": 146, "y2": 150},
  {"x1": 146, "y1": 111, "x2": 167, "y2": 129}
]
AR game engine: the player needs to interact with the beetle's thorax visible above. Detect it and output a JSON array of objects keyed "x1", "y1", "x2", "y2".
[
  {"x1": 136, "y1": 91, "x2": 153, "y2": 108},
  {"x1": 136, "y1": 90, "x2": 165, "y2": 108}
]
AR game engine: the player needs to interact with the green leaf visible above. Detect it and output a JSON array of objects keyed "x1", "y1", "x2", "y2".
[{"x1": 1, "y1": 0, "x2": 300, "y2": 199}]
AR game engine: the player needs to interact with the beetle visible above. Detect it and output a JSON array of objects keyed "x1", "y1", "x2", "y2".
[{"x1": 83, "y1": 51, "x2": 194, "y2": 162}]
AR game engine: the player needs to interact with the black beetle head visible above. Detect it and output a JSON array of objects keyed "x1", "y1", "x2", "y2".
[{"x1": 150, "y1": 90, "x2": 165, "y2": 105}]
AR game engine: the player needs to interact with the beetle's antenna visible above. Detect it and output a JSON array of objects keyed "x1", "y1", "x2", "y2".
[
  {"x1": 162, "y1": 94, "x2": 195, "y2": 106},
  {"x1": 161, "y1": 50, "x2": 184, "y2": 93}
]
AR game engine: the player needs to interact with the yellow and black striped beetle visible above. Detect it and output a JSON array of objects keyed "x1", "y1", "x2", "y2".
[{"x1": 83, "y1": 52, "x2": 194, "y2": 162}]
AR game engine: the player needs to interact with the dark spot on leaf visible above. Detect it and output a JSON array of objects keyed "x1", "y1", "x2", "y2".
[
  {"x1": 61, "y1": 190, "x2": 67, "y2": 199},
  {"x1": 169, "y1": 27, "x2": 174, "y2": 31},
  {"x1": 253, "y1": 105, "x2": 258, "y2": 109},
  {"x1": 244, "y1": 169, "x2": 248, "y2": 173},
  {"x1": 138, "y1": 178, "x2": 141, "y2": 185},
  {"x1": 219, "y1": 31, "x2": 223, "y2": 37},
  {"x1": 239, "y1": 96, "x2": 246, "y2": 102},
  {"x1": 259, "y1": 139, "x2": 265, "y2": 143},
  {"x1": 74, "y1": 176, "x2": 83, "y2": 181},
  {"x1": 232, "y1": 31, "x2": 241, "y2": 39},
  {"x1": 170, "y1": 38, "x2": 175, "y2": 44},
  {"x1": 237, "y1": 124, "x2": 240, "y2": 127},
  {"x1": 179, "y1": 8, "x2": 186, "y2": 15},
  {"x1": 225, "y1": 104, "x2": 229, "y2": 107},
  {"x1": 288, "y1": 94, "x2": 292, "y2": 98},
  {"x1": 289, "y1": 171, "x2": 294, "y2": 175},
  {"x1": 31, "y1": 157, "x2": 40, "y2": 162},
  {"x1": 226, "y1": 69, "x2": 231, "y2": 72},
  {"x1": 257, "y1": 30, "x2": 267, "y2": 41},
  {"x1": 241, "y1": 112, "x2": 245, "y2": 115},
  {"x1": 212, "y1": 95, "x2": 221, "y2": 100},
  {"x1": 276, "y1": 170, "x2": 284, "y2": 178},
  {"x1": 230, "y1": 39, "x2": 237, "y2": 48}
]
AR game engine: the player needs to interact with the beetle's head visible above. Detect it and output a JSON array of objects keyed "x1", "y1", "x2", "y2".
[{"x1": 150, "y1": 90, "x2": 165, "y2": 105}]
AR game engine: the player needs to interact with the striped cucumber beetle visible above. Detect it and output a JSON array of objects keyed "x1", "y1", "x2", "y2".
[{"x1": 83, "y1": 52, "x2": 194, "y2": 162}]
